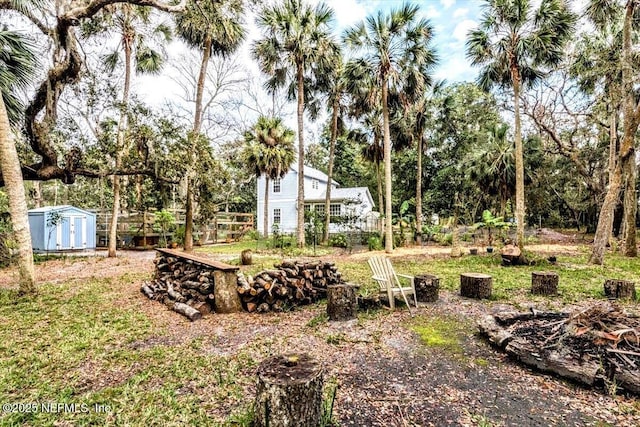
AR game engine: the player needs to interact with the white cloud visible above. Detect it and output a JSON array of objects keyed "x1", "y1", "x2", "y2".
[
  {"x1": 435, "y1": 56, "x2": 474, "y2": 83},
  {"x1": 453, "y1": 8, "x2": 468, "y2": 19},
  {"x1": 424, "y1": 6, "x2": 441, "y2": 19},
  {"x1": 440, "y1": 0, "x2": 456, "y2": 9},
  {"x1": 452, "y1": 19, "x2": 477, "y2": 42}
]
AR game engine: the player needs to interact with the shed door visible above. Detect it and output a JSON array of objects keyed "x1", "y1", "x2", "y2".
[{"x1": 56, "y1": 215, "x2": 86, "y2": 249}]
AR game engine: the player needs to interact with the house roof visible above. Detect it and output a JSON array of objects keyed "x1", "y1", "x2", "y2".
[
  {"x1": 305, "y1": 187, "x2": 375, "y2": 208},
  {"x1": 290, "y1": 165, "x2": 339, "y2": 185}
]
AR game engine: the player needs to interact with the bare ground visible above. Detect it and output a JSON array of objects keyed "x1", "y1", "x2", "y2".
[{"x1": 2, "y1": 245, "x2": 639, "y2": 426}]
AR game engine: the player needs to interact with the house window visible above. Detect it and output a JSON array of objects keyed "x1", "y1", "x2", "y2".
[
  {"x1": 312, "y1": 179, "x2": 319, "y2": 190},
  {"x1": 304, "y1": 204, "x2": 311, "y2": 212},
  {"x1": 273, "y1": 178, "x2": 281, "y2": 193},
  {"x1": 273, "y1": 208, "x2": 281, "y2": 224},
  {"x1": 330, "y1": 204, "x2": 341, "y2": 217},
  {"x1": 314, "y1": 204, "x2": 325, "y2": 215}
]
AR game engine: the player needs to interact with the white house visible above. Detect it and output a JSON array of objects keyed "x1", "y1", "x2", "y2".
[{"x1": 256, "y1": 165, "x2": 377, "y2": 235}]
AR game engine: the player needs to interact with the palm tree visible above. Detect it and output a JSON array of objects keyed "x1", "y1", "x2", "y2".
[
  {"x1": 0, "y1": 29, "x2": 37, "y2": 294},
  {"x1": 465, "y1": 123, "x2": 515, "y2": 218},
  {"x1": 83, "y1": 4, "x2": 172, "y2": 257},
  {"x1": 466, "y1": 0, "x2": 575, "y2": 253},
  {"x1": 318, "y1": 54, "x2": 346, "y2": 244},
  {"x1": 252, "y1": 0, "x2": 339, "y2": 248},
  {"x1": 344, "y1": 3, "x2": 437, "y2": 253},
  {"x1": 242, "y1": 116, "x2": 296, "y2": 238},
  {"x1": 175, "y1": 0, "x2": 245, "y2": 252}
]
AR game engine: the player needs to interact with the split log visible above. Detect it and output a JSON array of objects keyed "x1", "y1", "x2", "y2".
[
  {"x1": 460, "y1": 273, "x2": 492, "y2": 299},
  {"x1": 254, "y1": 353, "x2": 324, "y2": 427},
  {"x1": 531, "y1": 271, "x2": 559, "y2": 296},
  {"x1": 414, "y1": 274, "x2": 439, "y2": 303},
  {"x1": 173, "y1": 302, "x2": 202, "y2": 321},
  {"x1": 167, "y1": 283, "x2": 186, "y2": 303},
  {"x1": 326, "y1": 284, "x2": 358, "y2": 321},
  {"x1": 604, "y1": 279, "x2": 636, "y2": 300},
  {"x1": 141, "y1": 283, "x2": 155, "y2": 299}
]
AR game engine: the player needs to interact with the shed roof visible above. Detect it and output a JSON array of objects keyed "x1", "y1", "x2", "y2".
[{"x1": 28, "y1": 205, "x2": 96, "y2": 216}]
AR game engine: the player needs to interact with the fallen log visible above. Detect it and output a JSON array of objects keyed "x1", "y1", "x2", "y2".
[{"x1": 173, "y1": 302, "x2": 202, "y2": 321}]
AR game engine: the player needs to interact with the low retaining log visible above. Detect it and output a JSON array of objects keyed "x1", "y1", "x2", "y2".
[
  {"x1": 531, "y1": 271, "x2": 559, "y2": 296},
  {"x1": 254, "y1": 353, "x2": 324, "y2": 427},
  {"x1": 460, "y1": 273, "x2": 492, "y2": 299},
  {"x1": 415, "y1": 274, "x2": 439, "y2": 303},
  {"x1": 173, "y1": 302, "x2": 202, "y2": 321},
  {"x1": 604, "y1": 279, "x2": 636, "y2": 300},
  {"x1": 326, "y1": 284, "x2": 357, "y2": 321}
]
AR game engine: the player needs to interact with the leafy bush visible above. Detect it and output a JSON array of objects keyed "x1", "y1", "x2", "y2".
[
  {"x1": 328, "y1": 233, "x2": 348, "y2": 248},
  {"x1": 367, "y1": 235, "x2": 383, "y2": 251},
  {"x1": 435, "y1": 232, "x2": 453, "y2": 246}
]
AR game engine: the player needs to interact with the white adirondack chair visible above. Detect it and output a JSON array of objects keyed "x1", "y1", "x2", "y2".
[{"x1": 367, "y1": 256, "x2": 418, "y2": 312}]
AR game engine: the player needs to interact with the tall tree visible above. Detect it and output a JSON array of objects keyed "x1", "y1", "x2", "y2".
[
  {"x1": 175, "y1": 0, "x2": 245, "y2": 252},
  {"x1": 466, "y1": 0, "x2": 575, "y2": 253},
  {"x1": 0, "y1": 29, "x2": 37, "y2": 294},
  {"x1": 242, "y1": 116, "x2": 296, "y2": 237},
  {"x1": 252, "y1": 0, "x2": 338, "y2": 248},
  {"x1": 586, "y1": 0, "x2": 639, "y2": 263},
  {"x1": 84, "y1": 3, "x2": 171, "y2": 257},
  {"x1": 319, "y1": 54, "x2": 346, "y2": 245},
  {"x1": 344, "y1": 3, "x2": 437, "y2": 253}
]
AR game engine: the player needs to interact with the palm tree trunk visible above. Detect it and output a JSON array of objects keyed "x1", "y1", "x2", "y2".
[
  {"x1": 296, "y1": 64, "x2": 305, "y2": 248},
  {"x1": 264, "y1": 177, "x2": 270, "y2": 238},
  {"x1": 184, "y1": 36, "x2": 212, "y2": 252},
  {"x1": 620, "y1": 3, "x2": 638, "y2": 257},
  {"x1": 108, "y1": 37, "x2": 133, "y2": 257},
  {"x1": 512, "y1": 68, "x2": 525, "y2": 253},
  {"x1": 323, "y1": 98, "x2": 339, "y2": 244},
  {"x1": 382, "y1": 77, "x2": 393, "y2": 253},
  {"x1": 0, "y1": 96, "x2": 36, "y2": 294},
  {"x1": 416, "y1": 136, "x2": 423, "y2": 245}
]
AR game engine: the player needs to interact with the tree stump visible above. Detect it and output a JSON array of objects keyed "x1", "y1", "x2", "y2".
[
  {"x1": 254, "y1": 353, "x2": 324, "y2": 427},
  {"x1": 357, "y1": 294, "x2": 382, "y2": 311},
  {"x1": 241, "y1": 249, "x2": 252, "y2": 265},
  {"x1": 501, "y1": 244, "x2": 522, "y2": 266},
  {"x1": 460, "y1": 273, "x2": 492, "y2": 299},
  {"x1": 213, "y1": 270, "x2": 243, "y2": 313},
  {"x1": 531, "y1": 271, "x2": 559, "y2": 296},
  {"x1": 604, "y1": 279, "x2": 636, "y2": 300},
  {"x1": 415, "y1": 274, "x2": 440, "y2": 302},
  {"x1": 326, "y1": 284, "x2": 357, "y2": 321}
]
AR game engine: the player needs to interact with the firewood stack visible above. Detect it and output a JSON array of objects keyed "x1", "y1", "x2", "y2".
[
  {"x1": 141, "y1": 254, "x2": 215, "y2": 320},
  {"x1": 237, "y1": 260, "x2": 343, "y2": 313}
]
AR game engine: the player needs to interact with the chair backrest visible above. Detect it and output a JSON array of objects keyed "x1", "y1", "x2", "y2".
[{"x1": 368, "y1": 256, "x2": 396, "y2": 291}]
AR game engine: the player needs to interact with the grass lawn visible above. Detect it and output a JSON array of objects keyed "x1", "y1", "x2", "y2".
[{"x1": 0, "y1": 242, "x2": 639, "y2": 425}]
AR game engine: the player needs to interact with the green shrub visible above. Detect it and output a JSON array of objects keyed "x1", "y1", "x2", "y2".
[
  {"x1": 435, "y1": 232, "x2": 453, "y2": 246},
  {"x1": 367, "y1": 236, "x2": 383, "y2": 251},
  {"x1": 328, "y1": 233, "x2": 348, "y2": 248}
]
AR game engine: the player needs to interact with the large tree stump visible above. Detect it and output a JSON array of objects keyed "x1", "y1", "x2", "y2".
[
  {"x1": 531, "y1": 271, "x2": 559, "y2": 296},
  {"x1": 254, "y1": 353, "x2": 324, "y2": 427},
  {"x1": 213, "y1": 270, "x2": 243, "y2": 313},
  {"x1": 415, "y1": 274, "x2": 439, "y2": 302},
  {"x1": 326, "y1": 284, "x2": 357, "y2": 321},
  {"x1": 460, "y1": 273, "x2": 492, "y2": 299},
  {"x1": 604, "y1": 279, "x2": 636, "y2": 300}
]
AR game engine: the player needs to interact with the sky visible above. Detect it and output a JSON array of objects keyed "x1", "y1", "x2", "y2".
[{"x1": 135, "y1": 0, "x2": 485, "y2": 139}]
